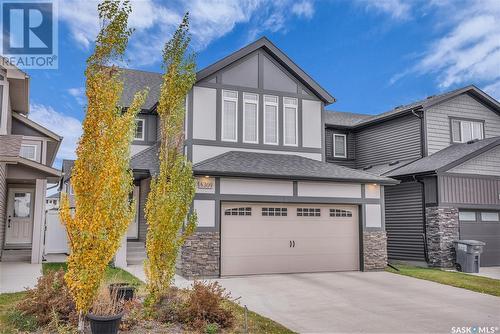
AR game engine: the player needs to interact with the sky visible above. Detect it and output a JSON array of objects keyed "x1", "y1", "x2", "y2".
[{"x1": 17, "y1": 0, "x2": 500, "y2": 167}]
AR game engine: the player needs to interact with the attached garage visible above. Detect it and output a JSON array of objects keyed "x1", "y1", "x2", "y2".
[
  {"x1": 459, "y1": 210, "x2": 500, "y2": 266},
  {"x1": 221, "y1": 202, "x2": 360, "y2": 276}
]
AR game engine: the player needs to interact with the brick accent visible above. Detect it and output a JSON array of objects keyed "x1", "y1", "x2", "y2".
[
  {"x1": 425, "y1": 207, "x2": 459, "y2": 268},
  {"x1": 363, "y1": 231, "x2": 387, "y2": 271},
  {"x1": 180, "y1": 231, "x2": 220, "y2": 278}
]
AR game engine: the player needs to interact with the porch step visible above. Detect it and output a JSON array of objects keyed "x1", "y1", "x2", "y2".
[
  {"x1": 127, "y1": 242, "x2": 147, "y2": 265},
  {"x1": 1, "y1": 249, "x2": 31, "y2": 262}
]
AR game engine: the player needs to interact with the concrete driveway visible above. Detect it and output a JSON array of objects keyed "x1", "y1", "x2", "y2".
[{"x1": 217, "y1": 271, "x2": 500, "y2": 333}]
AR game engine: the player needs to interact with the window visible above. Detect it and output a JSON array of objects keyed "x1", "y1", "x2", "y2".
[
  {"x1": 224, "y1": 207, "x2": 251, "y2": 216},
  {"x1": 283, "y1": 97, "x2": 298, "y2": 146},
  {"x1": 297, "y1": 208, "x2": 321, "y2": 217},
  {"x1": 264, "y1": 95, "x2": 278, "y2": 144},
  {"x1": 333, "y1": 134, "x2": 347, "y2": 158},
  {"x1": 134, "y1": 119, "x2": 145, "y2": 140},
  {"x1": 262, "y1": 207, "x2": 287, "y2": 216},
  {"x1": 222, "y1": 90, "x2": 238, "y2": 142},
  {"x1": 243, "y1": 93, "x2": 258, "y2": 143},
  {"x1": 451, "y1": 119, "x2": 484, "y2": 143},
  {"x1": 459, "y1": 211, "x2": 476, "y2": 221},
  {"x1": 330, "y1": 209, "x2": 353, "y2": 217},
  {"x1": 481, "y1": 212, "x2": 499, "y2": 222},
  {"x1": 13, "y1": 192, "x2": 31, "y2": 218},
  {"x1": 20, "y1": 144, "x2": 37, "y2": 161}
]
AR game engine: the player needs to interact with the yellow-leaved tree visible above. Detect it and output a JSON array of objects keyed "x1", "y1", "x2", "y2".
[
  {"x1": 59, "y1": 0, "x2": 146, "y2": 329},
  {"x1": 144, "y1": 13, "x2": 197, "y2": 306}
]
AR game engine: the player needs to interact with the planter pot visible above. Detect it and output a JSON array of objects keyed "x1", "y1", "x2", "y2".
[
  {"x1": 109, "y1": 283, "x2": 135, "y2": 301},
  {"x1": 87, "y1": 312, "x2": 124, "y2": 334}
]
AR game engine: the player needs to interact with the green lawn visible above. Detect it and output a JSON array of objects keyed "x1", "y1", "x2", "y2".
[
  {"x1": 42, "y1": 262, "x2": 143, "y2": 286},
  {"x1": 0, "y1": 292, "x2": 29, "y2": 334},
  {"x1": 387, "y1": 264, "x2": 500, "y2": 297}
]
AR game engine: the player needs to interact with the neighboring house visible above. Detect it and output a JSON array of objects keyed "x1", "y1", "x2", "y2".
[
  {"x1": 45, "y1": 192, "x2": 60, "y2": 210},
  {"x1": 324, "y1": 85, "x2": 500, "y2": 267},
  {"x1": 0, "y1": 59, "x2": 62, "y2": 263},
  {"x1": 121, "y1": 37, "x2": 398, "y2": 277}
]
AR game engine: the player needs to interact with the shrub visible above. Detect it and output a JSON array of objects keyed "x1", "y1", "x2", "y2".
[
  {"x1": 17, "y1": 269, "x2": 77, "y2": 326},
  {"x1": 205, "y1": 323, "x2": 219, "y2": 334},
  {"x1": 120, "y1": 299, "x2": 143, "y2": 331},
  {"x1": 156, "y1": 287, "x2": 186, "y2": 323}
]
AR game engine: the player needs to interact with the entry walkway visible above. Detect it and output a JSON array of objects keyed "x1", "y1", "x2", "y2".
[{"x1": 0, "y1": 262, "x2": 42, "y2": 293}]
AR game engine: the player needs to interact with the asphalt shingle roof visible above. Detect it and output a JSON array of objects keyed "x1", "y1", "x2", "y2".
[
  {"x1": 62, "y1": 159, "x2": 75, "y2": 183},
  {"x1": 323, "y1": 111, "x2": 371, "y2": 127},
  {"x1": 130, "y1": 144, "x2": 159, "y2": 175},
  {"x1": 386, "y1": 137, "x2": 500, "y2": 177},
  {"x1": 193, "y1": 151, "x2": 398, "y2": 184},
  {"x1": 119, "y1": 68, "x2": 163, "y2": 110}
]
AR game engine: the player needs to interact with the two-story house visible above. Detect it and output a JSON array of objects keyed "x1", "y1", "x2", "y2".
[
  {"x1": 109, "y1": 37, "x2": 397, "y2": 278},
  {"x1": 0, "y1": 58, "x2": 62, "y2": 263},
  {"x1": 324, "y1": 86, "x2": 500, "y2": 268}
]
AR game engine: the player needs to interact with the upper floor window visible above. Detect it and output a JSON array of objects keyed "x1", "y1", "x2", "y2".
[
  {"x1": 283, "y1": 97, "x2": 298, "y2": 146},
  {"x1": 243, "y1": 93, "x2": 258, "y2": 143},
  {"x1": 222, "y1": 90, "x2": 238, "y2": 142},
  {"x1": 134, "y1": 119, "x2": 145, "y2": 141},
  {"x1": 20, "y1": 144, "x2": 37, "y2": 161},
  {"x1": 264, "y1": 95, "x2": 278, "y2": 145},
  {"x1": 451, "y1": 119, "x2": 483, "y2": 143},
  {"x1": 333, "y1": 134, "x2": 347, "y2": 158}
]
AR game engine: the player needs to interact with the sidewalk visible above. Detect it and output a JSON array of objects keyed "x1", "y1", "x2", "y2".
[
  {"x1": 0, "y1": 262, "x2": 42, "y2": 293},
  {"x1": 123, "y1": 264, "x2": 192, "y2": 289}
]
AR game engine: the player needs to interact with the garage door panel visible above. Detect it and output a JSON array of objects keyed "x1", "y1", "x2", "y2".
[
  {"x1": 460, "y1": 220, "x2": 500, "y2": 267},
  {"x1": 221, "y1": 202, "x2": 360, "y2": 276}
]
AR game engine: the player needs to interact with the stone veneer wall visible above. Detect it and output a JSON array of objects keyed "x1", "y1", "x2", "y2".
[
  {"x1": 425, "y1": 207, "x2": 459, "y2": 268},
  {"x1": 363, "y1": 231, "x2": 387, "y2": 270},
  {"x1": 180, "y1": 231, "x2": 220, "y2": 278}
]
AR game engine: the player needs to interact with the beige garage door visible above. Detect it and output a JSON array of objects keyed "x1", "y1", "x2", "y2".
[{"x1": 221, "y1": 202, "x2": 359, "y2": 276}]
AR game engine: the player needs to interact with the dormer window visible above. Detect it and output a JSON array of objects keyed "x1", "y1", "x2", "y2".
[
  {"x1": 333, "y1": 134, "x2": 347, "y2": 158},
  {"x1": 134, "y1": 119, "x2": 145, "y2": 141},
  {"x1": 451, "y1": 118, "x2": 483, "y2": 143}
]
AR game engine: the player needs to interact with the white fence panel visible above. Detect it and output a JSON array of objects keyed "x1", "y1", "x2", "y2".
[{"x1": 44, "y1": 210, "x2": 69, "y2": 254}]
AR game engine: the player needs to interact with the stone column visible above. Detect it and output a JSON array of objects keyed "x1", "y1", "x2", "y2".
[
  {"x1": 425, "y1": 207, "x2": 459, "y2": 268},
  {"x1": 180, "y1": 231, "x2": 220, "y2": 278},
  {"x1": 363, "y1": 231, "x2": 388, "y2": 270}
]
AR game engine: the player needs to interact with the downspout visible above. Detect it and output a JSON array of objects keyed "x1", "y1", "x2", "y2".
[{"x1": 411, "y1": 108, "x2": 429, "y2": 263}]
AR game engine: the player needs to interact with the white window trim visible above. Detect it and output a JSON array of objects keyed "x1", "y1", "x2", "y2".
[
  {"x1": 333, "y1": 134, "x2": 347, "y2": 158},
  {"x1": 221, "y1": 90, "x2": 238, "y2": 142},
  {"x1": 243, "y1": 93, "x2": 259, "y2": 144},
  {"x1": 134, "y1": 119, "x2": 145, "y2": 141},
  {"x1": 20, "y1": 143, "x2": 38, "y2": 162},
  {"x1": 283, "y1": 97, "x2": 298, "y2": 147},
  {"x1": 452, "y1": 119, "x2": 484, "y2": 143},
  {"x1": 264, "y1": 95, "x2": 279, "y2": 145}
]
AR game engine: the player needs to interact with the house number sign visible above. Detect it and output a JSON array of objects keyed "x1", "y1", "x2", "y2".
[{"x1": 197, "y1": 177, "x2": 214, "y2": 190}]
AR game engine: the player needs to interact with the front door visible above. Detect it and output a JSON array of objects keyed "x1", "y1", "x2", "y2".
[
  {"x1": 5, "y1": 188, "x2": 35, "y2": 245},
  {"x1": 127, "y1": 186, "x2": 139, "y2": 239}
]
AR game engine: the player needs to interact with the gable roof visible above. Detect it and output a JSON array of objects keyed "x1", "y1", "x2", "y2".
[
  {"x1": 119, "y1": 68, "x2": 163, "y2": 110},
  {"x1": 196, "y1": 37, "x2": 335, "y2": 105},
  {"x1": 324, "y1": 85, "x2": 500, "y2": 129},
  {"x1": 386, "y1": 137, "x2": 500, "y2": 177},
  {"x1": 193, "y1": 151, "x2": 398, "y2": 184}
]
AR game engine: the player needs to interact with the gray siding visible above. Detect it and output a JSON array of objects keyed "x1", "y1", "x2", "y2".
[
  {"x1": 385, "y1": 181, "x2": 426, "y2": 261},
  {"x1": 132, "y1": 114, "x2": 157, "y2": 145},
  {"x1": 11, "y1": 118, "x2": 46, "y2": 137},
  {"x1": 0, "y1": 163, "x2": 6, "y2": 256},
  {"x1": 355, "y1": 114, "x2": 422, "y2": 168},
  {"x1": 138, "y1": 177, "x2": 150, "y2": 241},
  {"x1": 448, "y1": 145, "x2": 500, "y2": 176},
  {"x1": 325, "y1": 128, "x2": 356, "y2": 168},
  {"x1": 439, "y1": 174, "x2": 500, "y2": 207},
  {"x1": 426, "y1": 93, "x2": 500, "y2": 155}
]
